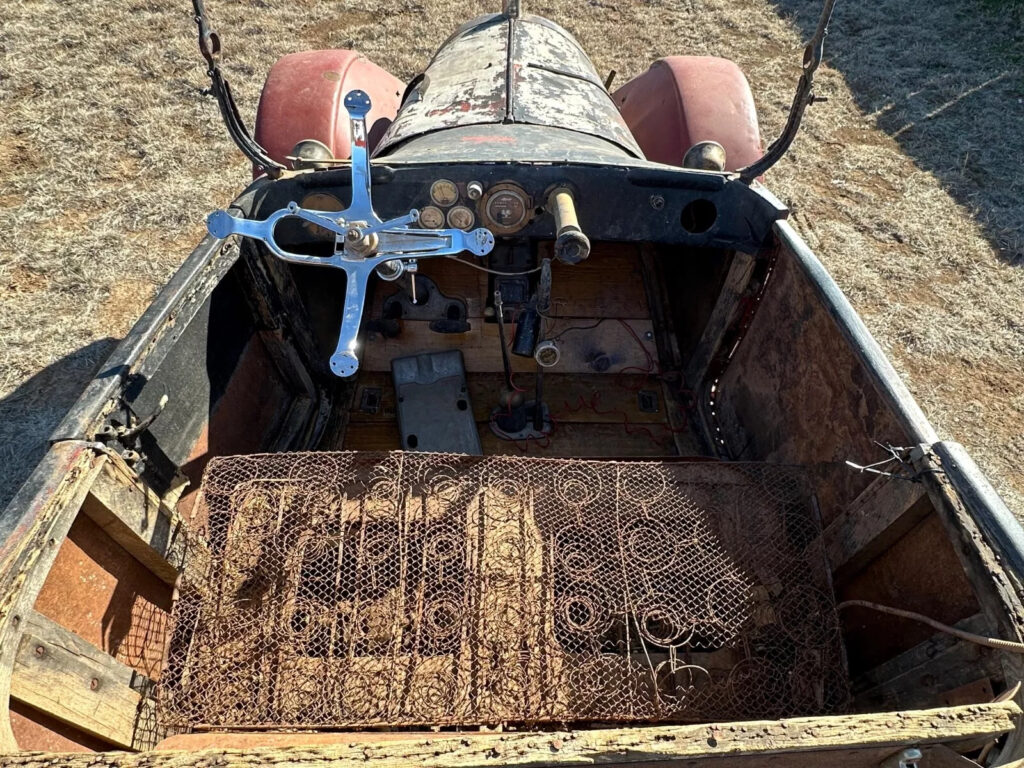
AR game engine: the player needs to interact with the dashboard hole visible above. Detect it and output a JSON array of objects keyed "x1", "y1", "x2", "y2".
[{"x1": 680, "y1": 199, "x2": 717, "y2": 234}]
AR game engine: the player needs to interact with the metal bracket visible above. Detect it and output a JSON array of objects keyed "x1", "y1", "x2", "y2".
[{"x1": 206, "y1": 90, "x2": 496, "y2": 378}]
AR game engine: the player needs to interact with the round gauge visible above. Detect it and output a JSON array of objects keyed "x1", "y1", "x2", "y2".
[
  {"x1": 298, "y1": 192, "x2": 343, "y2": 238},
  {"x1": 419, "y1": 205, "x2": 445, "y2": 229},
  {"x1": 430, "y1": 179, "x2": 459, "y2": 207},
  {"x1": 447, "y1": 205, "x2": 474, "y2": 230},
  {"x1": 481, "y1": 183, "x2": 531, "y2": 235}
]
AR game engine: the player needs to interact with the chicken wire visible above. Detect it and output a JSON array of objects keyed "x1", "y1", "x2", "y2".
[{"x1": 160, "y1": 452, "x2": 848, "y2": 729}]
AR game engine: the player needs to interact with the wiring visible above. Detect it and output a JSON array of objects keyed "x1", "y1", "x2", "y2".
[
  {"x1": 837, "y1": 600, "x2": 1024, "y2": 653},
  {"x1": 446, "y1": 256, "x2": 543, "y2": 276},
  {"x1": 547, "y1": 318, "x2": 608, "y2": 341}
]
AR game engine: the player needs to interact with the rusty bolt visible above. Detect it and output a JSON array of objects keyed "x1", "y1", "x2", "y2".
[
  {"x1": 34, "y1": 645, "x2": 45, "y2": 657},
  {"x1": 550, "y1": 738, "x2": 564, "y2": 751}
]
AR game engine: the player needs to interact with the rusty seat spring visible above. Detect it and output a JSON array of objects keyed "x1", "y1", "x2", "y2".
[{"x1": 159, "y1": 452, "x2": 849, "y2": 729}]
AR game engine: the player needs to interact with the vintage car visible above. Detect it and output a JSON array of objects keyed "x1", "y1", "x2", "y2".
[{"x1": 2, "y1": 1, "x2": 1023, "y2": 766}]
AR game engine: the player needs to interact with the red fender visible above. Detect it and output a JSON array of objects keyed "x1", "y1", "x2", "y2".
[
  {"x1": 254, "y1": 50, "x2": 403, "y2": 175},
  {"x1": 613, "y1": 57, "x2": 762, "y2": 172}
]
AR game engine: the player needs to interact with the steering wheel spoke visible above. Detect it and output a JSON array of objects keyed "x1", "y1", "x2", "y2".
[{"x1": 204, "y1": 89, "x2": 496, "y2": 378}]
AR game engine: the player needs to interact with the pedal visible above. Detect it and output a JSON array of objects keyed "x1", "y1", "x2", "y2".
[{"x1": 392, "y1": 350, "x2": 481, "y2": 454}]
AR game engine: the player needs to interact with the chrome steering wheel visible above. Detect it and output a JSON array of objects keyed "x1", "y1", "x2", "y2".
[{"x1": 206, "y1": 90, "x2": 495, "y2": 378}]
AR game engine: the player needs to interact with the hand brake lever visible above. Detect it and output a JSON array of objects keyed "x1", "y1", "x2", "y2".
[{"x1": 205, "y1": 89, "x2": 495, "y2": 378}]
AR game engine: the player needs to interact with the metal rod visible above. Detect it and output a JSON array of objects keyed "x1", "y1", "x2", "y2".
[{"x1": 494, "y1": 291, "x2": 514, "y2": 390}]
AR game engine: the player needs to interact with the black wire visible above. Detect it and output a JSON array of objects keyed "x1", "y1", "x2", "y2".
[{"x1": 547, "y1": 318, "x2": 608, "y2": 341}]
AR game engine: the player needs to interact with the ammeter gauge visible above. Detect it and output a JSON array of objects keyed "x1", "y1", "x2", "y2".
[{"x1": 429, "y1": 179, "x2": 459, "y2": 207}]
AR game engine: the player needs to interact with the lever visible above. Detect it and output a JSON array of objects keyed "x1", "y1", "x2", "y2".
[
  {"x1": 205, "y1": 89, "x2": 496, "y2": 377},
  {"x1": 547, "y1": 187, "x2": 590, "y2": 264}
]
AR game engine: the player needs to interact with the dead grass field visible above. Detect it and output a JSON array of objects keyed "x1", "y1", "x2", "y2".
[{"x1": 1, "y1": 0, "x2": 1021, "y2": 517}]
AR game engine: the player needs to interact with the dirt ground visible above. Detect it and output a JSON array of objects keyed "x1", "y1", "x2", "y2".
[{"x1": 1, "y1": 0, "x2": 1022, "y2": 518}]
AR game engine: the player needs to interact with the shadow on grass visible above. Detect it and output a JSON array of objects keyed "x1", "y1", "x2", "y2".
[
  {"x1": 0, "y1": 338, "x2": 118, "y2": 512},
  {"x1": 772, "y1": 0, "x2": 1024, "y2": 266}
]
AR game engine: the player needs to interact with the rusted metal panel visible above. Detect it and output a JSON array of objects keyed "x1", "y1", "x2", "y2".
[
  {"x1": 375, "y1": 15, "x2": 643, "y2": 159},
  {"x1": 375, "y1": 17, "x2": 508, "y2": 151},
  {"x1": 510, "y1": 20, "x2": 641, "y2": 157}
]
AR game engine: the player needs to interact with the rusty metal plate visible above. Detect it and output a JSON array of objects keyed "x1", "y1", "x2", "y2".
[{"x1": 160, "y1": 453, "x2": 848, "y2": 729}]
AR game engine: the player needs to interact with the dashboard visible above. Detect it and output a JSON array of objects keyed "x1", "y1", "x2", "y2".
[{"x1": 252, "y1": 161, "x2": 785, "y2": 256}]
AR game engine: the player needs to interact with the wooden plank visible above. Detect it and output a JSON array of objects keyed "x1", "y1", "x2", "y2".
[
  {"x1": 684, "y1": 251, "x2": 755, "y2": 388},
  {"x1": 824, "y1": 474, "x2": 929, "y2": 580},
  {"x1": 366, "y1": 245, "x2": 649, "y2": 322},
  {"x1": 0, "y1": 702, "x2": 1018, "y2": 767},
  {"x1": 343, "y1": 421, "x2": 402, "y2": 451},
  {"x1": 547, "y1": 245, "x2": 650, "y2": 318},
  {"x1": 0, "y1": 443, "x2": 105, "y2": 752},
  {"x1": 10, "y1": 611, "x2": 161, "y2": 751},
  {"x1": 362, "y1": 318, "x2": 657, "y2": 374},
  {"x1": 349, "y1": 372, "x2": 669, "y2": 425},
  {"x1": 81, "y1": 454, "x2": 187, "y2": 585}
]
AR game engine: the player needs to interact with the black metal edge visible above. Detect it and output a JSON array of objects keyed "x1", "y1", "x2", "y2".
[
  {"x1": 773, "y1": 219, "x2": 939, "y2": 445},
  {"x1": 49, "y1": 186, "x2": 265, "y2": 444},
  {"x1": 932, "y1": 441, "x2": 1024, "y2": 584}
]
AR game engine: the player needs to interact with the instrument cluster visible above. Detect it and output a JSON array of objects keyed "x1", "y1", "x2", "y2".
[{"x1": 421, "y1": 177, "x2": 533, "y2": 237}]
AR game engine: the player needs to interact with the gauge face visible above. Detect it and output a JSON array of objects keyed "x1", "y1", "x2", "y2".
[
  {"x1": 483, "y1": 184, "x2": 530, "y2": 234},
  {"x1": 419, "y1": 205, "x2": 445, "y2": 229},
  {"x1": 299, "y1": 192, "x2": 343, "y2": 238},
  {"x1": 447, "y1": 205, "x2": 474, "y2": 230},
  {"x1": 430, "y1": 179, "x2": 459, "y2": 207}
]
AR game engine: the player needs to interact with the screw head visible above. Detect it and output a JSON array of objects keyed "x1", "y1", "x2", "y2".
[{"x1": 650, "y1": 194, "x2": 665, "y2": 210}]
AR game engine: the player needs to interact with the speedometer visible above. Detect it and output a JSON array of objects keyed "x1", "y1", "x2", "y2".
[{"x1": 481, "y1": 183, "x2": 532, "y2": 235}]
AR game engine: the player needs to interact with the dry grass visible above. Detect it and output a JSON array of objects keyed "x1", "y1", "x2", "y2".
[{"x1": 1, "y1": 0, "x2": 1021, "y2": 517}]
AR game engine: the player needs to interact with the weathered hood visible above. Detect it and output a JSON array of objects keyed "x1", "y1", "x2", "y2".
[{"x1": 373, "y1": 13, "x2": 644, "y2": 160}]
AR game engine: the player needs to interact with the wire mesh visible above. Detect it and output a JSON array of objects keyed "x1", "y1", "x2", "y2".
[{"x1": 160, "y1": 452, "x2": 848, "y2": 729}]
